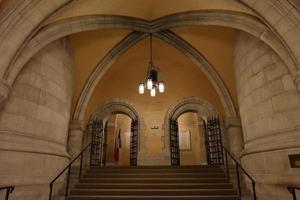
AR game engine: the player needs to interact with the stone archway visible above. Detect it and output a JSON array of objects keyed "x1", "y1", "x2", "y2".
[
  {"x1": 88, "y1": 99, "x2": 144, "y2": 165},
  {"x1": 7, "y1": 11, "x2": 297, "y2": 86},
  {"x1": 163, "y1": 97, "x2": 219, "y2": 161},
  {"x1": 73, "y1": 30, "x2": 237, "y2": 122},
  {"x1": 2, "y1": 8, "x2": 300, "y2": 107}
]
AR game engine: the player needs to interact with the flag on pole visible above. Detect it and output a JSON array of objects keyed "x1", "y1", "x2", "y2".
[{"x1": 114, "y1": 129, "x2": 122, "y2": 161}]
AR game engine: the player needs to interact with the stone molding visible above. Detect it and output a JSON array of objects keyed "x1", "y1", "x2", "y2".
[
  {"x1": 73, "y1": 32, "x2": 147, "y2": 120},
  {"x1": 1, "y1": 2, "x2": 300, "y2": 113},
  {"x1": 6, "y1": 10, "x2": 298, "y2": 87},
  {"x1": 294, "y1": 70, "x2": 300, "y2": 91},
  {"x1": 90, "y1": 98, "x2": 145, "y2": 153},
  {"x1": 0, "y1": 78, "x2": 11, "y2": 107},
  {"x1": 156, "y1": 30, "x2": 237, "y2": 117},
  {"x1": 224, "y1": 117, "x2": 242, "y2": 128},
  {"x1": 163, "y1": 96, "x2": 218, "y2": 154},
  {"x1": 69, "y1": 120, "x2": 86, "y2": 131},
  {"x1": 73, "y1": 30, "x2": 236, "y2": 121},
  {"x1": 241, "y1": 0, "x2": 300, "y2": 74},
  {"x1": 0, "y1": 129, "x2": 69, "y2": 158},
  {"x1": 0, "y1": 0, "x2": 71, "y2": 80}
]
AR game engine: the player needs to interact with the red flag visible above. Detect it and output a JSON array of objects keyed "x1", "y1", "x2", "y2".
[{"x1": 114, "y1": 129, "x2": 122, "y2": 161}]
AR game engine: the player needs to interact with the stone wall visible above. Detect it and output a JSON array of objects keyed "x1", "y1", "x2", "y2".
[
  {"x1": 0, "y1": 38, "x2": 73, "y2": 199},
  {"x1": 178, "y1": 112, "x2": 206, "y2": 165},
  {"x1": 234, "y1": 31, "x2": 300, "y2": 199}
]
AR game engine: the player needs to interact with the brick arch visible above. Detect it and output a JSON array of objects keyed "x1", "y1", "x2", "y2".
[{"x1": 90, "y1": 98, "x2": 145, "y2": 153}]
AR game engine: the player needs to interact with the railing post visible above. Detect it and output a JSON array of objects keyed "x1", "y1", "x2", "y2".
[
  {"x1": 5, "y1": 187, "x2": 10, "y2": 200},
  {"x1": 79, "y1": 152, "x2": 84, "y2": 181},
  {"x1": 49, "y1": 183, "x2": 53, "y2": 200},
  {"x1": 252, "y1": 181, "x2": 257, "y2": 200},
  {"x1": 225, "y1": 150, "x2": 229, "y2": 180},
  {"x1": 65, "y1": 166, "x2": 71, "y2": 197},
  {"x1": 292, "y1": 188, "x2": 297, "y2": 200},
  {"x1": 236, "y1": 163, "x2": 242, "y2": 197}
]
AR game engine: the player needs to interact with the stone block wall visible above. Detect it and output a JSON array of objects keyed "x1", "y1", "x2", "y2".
[
  {"x1": 234, "y1": 31, "x2": 300, "y2": 199},
  {"x1": 177, "y1": 112, "x2": 206, "y2": 165},
  {"x1": 0, "y1": 38, "x2": 73, "y2": 199}
]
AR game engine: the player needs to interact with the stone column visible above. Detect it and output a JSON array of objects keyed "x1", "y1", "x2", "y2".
[
  {"x1": 225, "y1": 117, "x2": 243, "y2": 160},
  {"x1": 67, "y1": 120, "x2": 86, "y2": 161}
]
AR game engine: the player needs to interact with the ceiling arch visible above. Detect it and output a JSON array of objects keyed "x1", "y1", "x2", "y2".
[
  {"x1": 1, "y1": 1, "x2": 300, "y2": 110},
  {"x1": 73, "y1": 30, "x2": 237, "y2": 122},
  {"x1": 7, "y1": 10, "x2": 296, "y2": 89}
]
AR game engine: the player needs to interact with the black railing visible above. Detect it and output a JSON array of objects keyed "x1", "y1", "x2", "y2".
[
  {"x1": 288, "y1": 186, "x2": 300, "y2": 200},
  {"x1": 223, "y1": 146, "x2": 257, "y2": 200},
  {"x1": 48, "y1": 143, "x2": 91, "y2": 200},
  {"x1": 0, "y1": 186, "x2": 14, "y2": 200}
]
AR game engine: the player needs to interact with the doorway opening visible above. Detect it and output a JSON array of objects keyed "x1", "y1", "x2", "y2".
[
  {"x1": 105, "y1": 114, "x2": 132, "y2": 166},
  {"x1": 90, "y1": 113, "x2": 138, "y2": 167},
  {"x1": 177, "y1": 112, "x2": 207, "y2": 165}
]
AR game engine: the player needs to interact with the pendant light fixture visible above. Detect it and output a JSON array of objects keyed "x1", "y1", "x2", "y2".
[{"x1": 138, "y1": 34, "x2": 165, "y2": 97}]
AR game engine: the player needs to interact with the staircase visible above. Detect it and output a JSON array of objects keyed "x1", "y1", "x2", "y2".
[{"x1": 66, "y1": 165, "x2": 240, "y2": 200}]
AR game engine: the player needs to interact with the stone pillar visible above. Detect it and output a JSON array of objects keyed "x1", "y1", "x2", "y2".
[
  {"x1": 0, "y1": 38, "x2": 73, "y2": 199},
  {"x1": 234, "y1": 31, "x2": 300, "y2": 199},
  {"x1": 67, "y1": 120, "x2": 86, "y2": 161},
  {"x1": 225, "y1": 117, "x2": 243, "y2": 160}
]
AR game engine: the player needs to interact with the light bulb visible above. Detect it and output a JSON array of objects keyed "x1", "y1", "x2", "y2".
[
  {"x1": 158, "y1": 82, "x2": 164, "y2": 93},
  {"x1": 150, "y1": 88, "x2": 156, "y2": 97},
  {"x1": 147, "y1": 78, "x2": 153, "y2": 89},
  {"x1": 138, "y1": 83, "x2": 145, "y2": 94}
]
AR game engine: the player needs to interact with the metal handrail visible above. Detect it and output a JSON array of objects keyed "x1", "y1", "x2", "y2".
[
  {"x1": 222, "y1": 145, "x2": 257, "y2": 200},
  {"x1": 288, "y1": 186, "x2": 300, "y2": 200},
  {"x1": 48, "y1": 143, "x2": 91, "y2": 200},
  {"x1": 0, "y1": 186, "x2": 14, "y2": 200}
]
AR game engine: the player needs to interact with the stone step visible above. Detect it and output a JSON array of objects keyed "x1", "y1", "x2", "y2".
[
  {"x1": 75, "y1": 183, "x2": 234, "y2": 189},
  {"x1": 67, "y1": 195, "x2": 240, "y2": 200},
  {"x1": 87, "y1": 169, "x2": 223, "y2": 174},
  {"x1": 82, "y1": 173, "x2": 226, "y2": 178},
  {"x1": 79, "y1": 177, "x2": 230, "y2": 184},
  {"x1": 70, "y1": 188, "x2": 238, "y2": 196},
  {"x1": 89, "y1": 165, "x2": 221, "y2": 169},
  {"x1": 66, "y1": 166, "x2": 239, "y2": 200}
]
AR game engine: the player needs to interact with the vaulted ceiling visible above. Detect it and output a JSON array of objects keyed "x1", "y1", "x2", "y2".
[{"x1": 0, "y1": 0, "x2": 265, "y2": 119}]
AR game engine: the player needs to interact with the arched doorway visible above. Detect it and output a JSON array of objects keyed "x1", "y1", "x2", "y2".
[
  {"x1": 88, "y1": 100, "x2": 141, "y2": 166},
  {"x1": 165, "y1": 97, "x2": 220, "y2": 165}
]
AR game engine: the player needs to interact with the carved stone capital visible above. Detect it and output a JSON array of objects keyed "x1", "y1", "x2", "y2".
[
  {"x1": 69, "y1": 120, "x2": 86, "y2": 132},
  {"x1": 224, "y1": 117, "x2": 241, "y2": 128},
  {"x1": 0, "y1": 79, "x2": 11, "y2": 107}
]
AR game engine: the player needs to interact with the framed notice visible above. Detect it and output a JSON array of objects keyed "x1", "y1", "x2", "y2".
[{"x1": 179, "y1": 130, "x2": 191, "y2": 150}]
